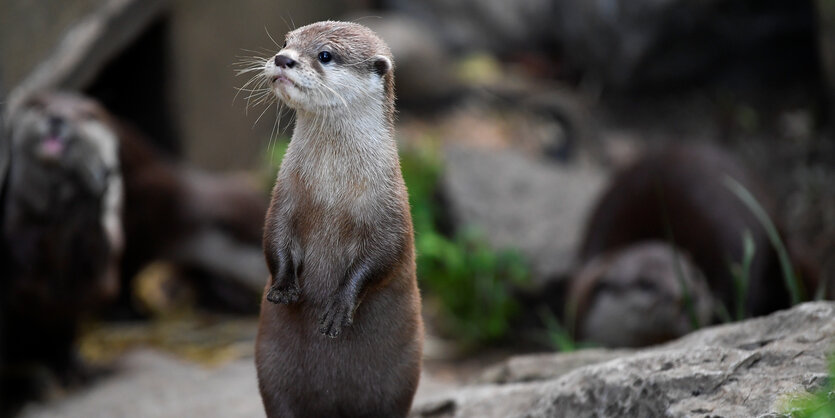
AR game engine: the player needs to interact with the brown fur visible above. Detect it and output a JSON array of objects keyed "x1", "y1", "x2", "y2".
[{"x1": 256, "y1": 21, "x2": 423, "y2": 417}]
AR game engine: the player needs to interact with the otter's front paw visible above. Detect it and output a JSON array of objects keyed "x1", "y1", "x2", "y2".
[
  {"x1": 318, "y1": 297, "x2": 355, "y2": 338},
  {"x1": 266, "y1": 283, "x2": 301, "y2": 305}
]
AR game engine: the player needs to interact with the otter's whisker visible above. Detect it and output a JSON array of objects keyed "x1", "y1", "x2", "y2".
[{"x1": 265, "y1": 26, "x2": 281, "y2": 48}]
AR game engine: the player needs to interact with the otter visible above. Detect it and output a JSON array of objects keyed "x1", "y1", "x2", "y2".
[
  {"x1": 0, "y1": 92, "x2": 123, "y2": 401},
  {"x1": 578, "y1": 143, "x2": 818, "y2": 320},
  {"x1": 255, "y1": 21, "x2": 423, "y2": 417},
  {"x1": 568, "y1": 241, "x2": 714, "y2": 347}
]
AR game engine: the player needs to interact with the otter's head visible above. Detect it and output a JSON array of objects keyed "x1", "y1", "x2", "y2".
[
  {"x1": 264, "y1": 21, "x2": 394, "y2": 118},
  {"x1": 10, "y1": 92, "x2": 119, "y2": 195},
  {"x1": 569, "y1": 242, "x2": 715, "y2": 347}
]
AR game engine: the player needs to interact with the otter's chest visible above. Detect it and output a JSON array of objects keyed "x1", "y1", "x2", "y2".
[{"x1": 281, "y1": 147, "x2": 390, "y2": 215}]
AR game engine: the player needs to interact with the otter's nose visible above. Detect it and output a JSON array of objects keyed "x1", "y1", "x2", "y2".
[
  {"x1": 47, "y1": 116, "x2": 65, "y2": 135},
  {"x1": 275, "y1": 54, "x2": 296, "y2": 69}
]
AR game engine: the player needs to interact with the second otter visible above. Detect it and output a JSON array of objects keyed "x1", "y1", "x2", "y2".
[{"x1": 255, "y1": 21, "x2": 423, "y2": 417}]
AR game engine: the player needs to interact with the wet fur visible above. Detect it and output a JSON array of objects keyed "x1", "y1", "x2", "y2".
[{"x1": 256, "y1": 21, "x2": 422, "y2": 417}]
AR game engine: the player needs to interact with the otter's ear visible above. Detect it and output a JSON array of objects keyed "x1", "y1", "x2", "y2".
[{"x1": 372, "y1": 55, "x2": 391, "y2": 77}]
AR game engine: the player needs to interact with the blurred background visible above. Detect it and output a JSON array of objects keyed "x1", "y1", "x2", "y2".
[{"x1": 1, "y1": 0, "x2": 834, "y2": 416}]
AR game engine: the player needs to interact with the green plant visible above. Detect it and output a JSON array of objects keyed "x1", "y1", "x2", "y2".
[
  {"x1": 538, "y1": 306, "x2": 581, "y2": 352},
  {"x1": 400, "y1": 142, "x2": 531, "y2": 345},
  {"x1": 729, "y1": 230, "x2": 756, "y2": 321},
  {"x1": 657, "y1": 183, "x2": 701, "y2": 330},
  {"x1": 667, "y1": 236, "x2": 702, "y2": 330},
  {"x1": 783, "y1": 356, "x2": 835, "y2": 417},
  {"x1": 724, "y1": 176, "x2": 805, "y2": 305},
  {"x1": 417, "y1": 227, "x2": 529, "y2": 343}
]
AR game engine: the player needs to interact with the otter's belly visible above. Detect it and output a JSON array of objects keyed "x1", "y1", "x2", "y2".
[{"x1": 256, "y1": 284, "x2": 421, "y2": 417}]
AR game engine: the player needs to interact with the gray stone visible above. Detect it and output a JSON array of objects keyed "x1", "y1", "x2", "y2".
[
  {"x1": 441, "y1": 144, "x2": 606, "y2": 284},
  {"x1": 411, "y1": 302, "x2": 835, "y2": 417},
  {"x1": 476, "y1": 349, "x2": 631, "y2": 385}
]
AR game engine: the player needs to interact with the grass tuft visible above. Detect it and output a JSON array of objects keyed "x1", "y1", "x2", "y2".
[{"x1": 724, "y1": 176, "x2": 805, "y2": 305}]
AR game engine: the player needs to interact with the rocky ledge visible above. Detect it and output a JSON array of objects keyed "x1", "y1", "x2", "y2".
[{"x1": 411, "y1": 302, "x2": 835, "y2": 417}]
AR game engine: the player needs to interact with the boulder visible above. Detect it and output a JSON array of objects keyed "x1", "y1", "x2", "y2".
[
  {"x1": 411, "y1": 301, "x2": 835, "y2": 417},
  {"x1": 440, "y1": 144, "x2": 606, "y2": 285}
]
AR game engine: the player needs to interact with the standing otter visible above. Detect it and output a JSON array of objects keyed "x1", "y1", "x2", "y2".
[{"x1": 255, "y1": 21, "x2": 423, "y2": 417}]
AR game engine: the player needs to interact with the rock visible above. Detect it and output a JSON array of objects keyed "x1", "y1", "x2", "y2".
[
  {"x1": 411, "y1": 302, "x2": 835, "y2": 417},
  {"x1": 441, "y1": 144, "x2": 606, "y2": 285},
  {"x1": 476, "y1": 349, "x2": 631, "y2": 385}
]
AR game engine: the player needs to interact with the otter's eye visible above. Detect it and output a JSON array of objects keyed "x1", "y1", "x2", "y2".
[{"x1": 318, "y1": 51, "x2": 332, "y2": 64}]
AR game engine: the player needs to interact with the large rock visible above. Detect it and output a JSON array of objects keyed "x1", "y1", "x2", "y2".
[
  {"x1": 411, "y1": 302, "x2": 835, "y2": 417},
  {"x1": 441, "y1": 145, "x2": 606, "y2": 284}
]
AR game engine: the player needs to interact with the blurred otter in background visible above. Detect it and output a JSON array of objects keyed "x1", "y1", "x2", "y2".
[
  {"x1": 114, "y1": 96, "x2": 268, "y2": 316},
  {"x1": 0, "y1": 91, "x2": 268, "y2": 410},
  {"x1": 572, "y1": 143, "x2": 819, "y2": 347},
  {"x1": 568, "y1": 241, "x2": 714, "y2": 347},
  {"x1": 0, "y1": 92, "x2": 123, "y2": 405}
]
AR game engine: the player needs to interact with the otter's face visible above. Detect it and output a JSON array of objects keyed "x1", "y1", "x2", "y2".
[
  {"x1": 264, "y1": 21, "x2": 393, "y2": 112},
  {"x1": 11, "y1": 92, "x2": 120, "y2": 195}
]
